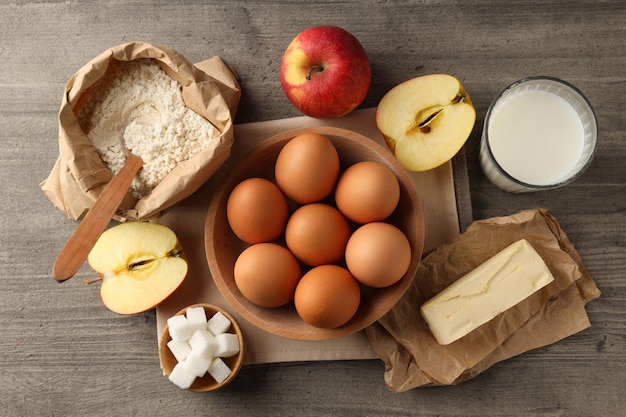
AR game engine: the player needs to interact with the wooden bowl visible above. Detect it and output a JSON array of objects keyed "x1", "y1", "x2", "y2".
[
  {"x1": 205, "y1": 126, "x2": 425, "y2": 341},
  {"x1": 158, "y1": 304, "x2": 245, "y2": 392}
]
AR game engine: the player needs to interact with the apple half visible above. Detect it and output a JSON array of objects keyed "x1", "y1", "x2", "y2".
[
  {"x1": 87, "y1": 222, "x2": 188, "y2": 315},
  {"x1": 376, "y1": 74, "x2": 476, "y2": 172}
]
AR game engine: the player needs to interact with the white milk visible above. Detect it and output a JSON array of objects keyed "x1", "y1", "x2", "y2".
[{"x1": 487, "y1": 89, "x2": 585, "y2": 186}]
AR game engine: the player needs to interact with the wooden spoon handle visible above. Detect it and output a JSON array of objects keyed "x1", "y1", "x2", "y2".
[{"x1": 52, "y1": 151, "x2": 144, "y2": 282}]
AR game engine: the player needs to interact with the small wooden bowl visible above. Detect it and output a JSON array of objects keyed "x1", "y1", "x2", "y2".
[
  {"x1": 158, "y1": 304, "x2": 245, "y2": 392},
  {"x1": 205, "y1": 126, "x2": 425, "y2": 341}
]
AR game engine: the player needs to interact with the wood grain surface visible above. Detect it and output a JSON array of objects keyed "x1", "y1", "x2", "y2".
[{"x1": 1, "y1": 1, "x2": 624, "y2": 416}]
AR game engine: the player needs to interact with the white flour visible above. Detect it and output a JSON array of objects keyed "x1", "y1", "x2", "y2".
[{"x1": 75, "y1": 58, "x2": 219, "y2": 198}]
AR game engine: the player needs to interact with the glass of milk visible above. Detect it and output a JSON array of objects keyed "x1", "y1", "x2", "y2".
[{"x1": 480, "y1": 76, "x2": 598, "y2": 193}]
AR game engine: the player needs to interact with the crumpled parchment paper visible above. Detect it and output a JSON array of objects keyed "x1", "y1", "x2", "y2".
[{"x1": 365, "y1": 208, "x2": 601, "y2": 392}]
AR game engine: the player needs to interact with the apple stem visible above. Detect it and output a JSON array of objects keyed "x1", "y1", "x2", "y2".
[
  {"x1": 306, "y1": 65, "x2": 324, "y2": 81},
  {"x1": 83, "y1": 276, "x2": 103, "y2": 285}
]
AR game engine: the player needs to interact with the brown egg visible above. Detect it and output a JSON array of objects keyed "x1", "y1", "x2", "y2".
[
  {"x1": 233, "y1": 243, "x2": 301, "y2": 308},
  {"x1": 285, "y1": 203, "x2": 351, "y2": 266},
  {"x1": 335, "y1": 161, "x2": 400, "y2": 224},
  {"x1": 294, "y1": 265, "x2": 360, "y2": 329},
  {"x1": 345, "y1": 222, "x2": 411, "y2": 288},
  {"x1": 274, "y1": 132, "x2": 340, "y2": 204},
  {"x1": 226, "y1": 178, "x2": 289, "y2": 244}
]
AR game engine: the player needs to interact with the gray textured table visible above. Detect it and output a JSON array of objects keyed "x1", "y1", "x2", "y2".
[{"x1": 1, "y1": 1, "x2": 624, "y2": 416}]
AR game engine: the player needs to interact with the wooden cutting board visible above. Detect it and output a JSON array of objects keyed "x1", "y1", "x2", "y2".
[{"x1": 156, "y1": 108, "x2": 473, "y2": 364}]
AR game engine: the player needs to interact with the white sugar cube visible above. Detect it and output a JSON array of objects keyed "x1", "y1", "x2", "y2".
[
  {"x1": 167, "y1": 339, "x2": 192, "y2": 362},
  {"x1": 214, "y1": 333, "x2": 240, "y2": 357},
  {"x1": 188, "y1": 329, "x2": 218, "y2": 359},
  {"x1": 186, "y1": 306, "x2": 208, "y2": 331},
  {"x1": 169, "y1": 361, "x2": 196, "y2": 389},
  {"x1": 207, "y1": 311, "x2": 231, "y2": 335},
  {"x1": 208, "y1": 357, "x2": 232, "y2": 384},
  {"x1": 167, "y1": 315, "x2": 193, "y2": 341},
  {"x1": 183, "y1": 350, "x2": 212, "y2": 378}
]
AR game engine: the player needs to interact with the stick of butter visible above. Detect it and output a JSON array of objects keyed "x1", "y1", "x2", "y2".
[{"x1": 420, "y1": 239, "x2": 554, "y2": 345}]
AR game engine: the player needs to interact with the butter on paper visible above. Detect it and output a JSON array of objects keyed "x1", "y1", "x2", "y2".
[
  {"x1": 420, "y1": 239, "x2": 555, "y2": 345},
  {"x1": 40, "y1": 41, "x2": 241, "y2": 221},
  {"x1": 365, "y1": 208, "x2": 601, "y2": 391}
]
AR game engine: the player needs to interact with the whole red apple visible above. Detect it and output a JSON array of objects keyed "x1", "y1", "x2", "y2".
[{"x1": 280, "y1": 25, "x2": 371, "y2": 119}]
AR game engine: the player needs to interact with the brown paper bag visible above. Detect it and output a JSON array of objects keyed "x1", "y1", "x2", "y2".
[
  {"x1": 40, "y1": 41, "x2": 241, "y2": 221},
  {"x1": 365, "y1": 208, "x2": 601, "y2": 391}
]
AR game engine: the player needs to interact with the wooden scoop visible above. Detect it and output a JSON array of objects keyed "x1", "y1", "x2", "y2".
[{"x1": 52, "y1": 150, "x2": 144, "y2": 282}]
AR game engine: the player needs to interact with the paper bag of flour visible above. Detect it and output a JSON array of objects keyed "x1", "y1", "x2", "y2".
[{"x1": 41, "y1": 41, "x2": 241, "y2": 221}]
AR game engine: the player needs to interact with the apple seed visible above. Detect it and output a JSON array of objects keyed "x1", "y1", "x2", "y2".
[
  {"x1": 416, "y1": 94, "x2": 467, "y2": 133},
  {"x1": 127, "y1": 249, "x2": 183, "y2": 271}
]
